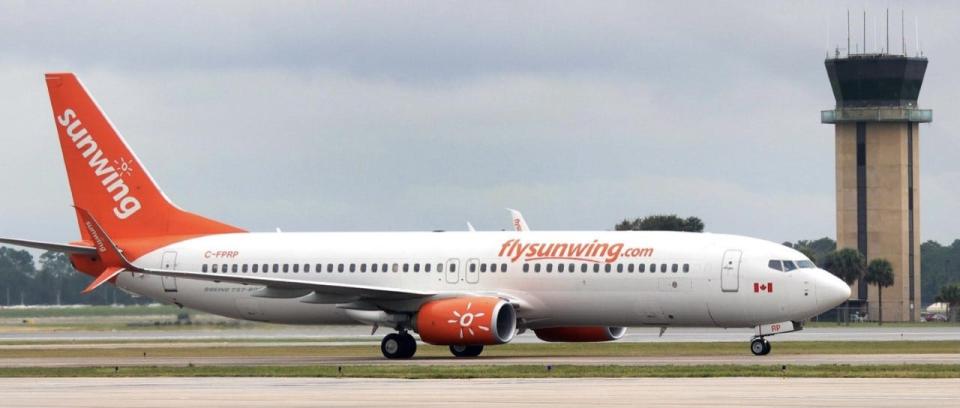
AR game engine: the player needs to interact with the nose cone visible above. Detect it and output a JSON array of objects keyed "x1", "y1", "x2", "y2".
[{"x1": 816, "y1": 269, "x2": 852, "y2": 308}]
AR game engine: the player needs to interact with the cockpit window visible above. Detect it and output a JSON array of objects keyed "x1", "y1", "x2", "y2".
[
  {"x1": 768, "y1": 260, "x2": 783, "y2": 271},
  {"x1": 796, "y1": 260, "x2": 815, "y2": 268},
  {"x1": 782, "y1": 260, "x2": 797, "y2": 271}
]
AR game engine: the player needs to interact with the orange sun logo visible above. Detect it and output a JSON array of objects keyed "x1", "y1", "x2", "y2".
[
  {"x1": 113, "y1": 157, "x2": 134, "y2": 177},
  {"x1": 447, "y1": 302, "x2": 490, "y2": 339}
]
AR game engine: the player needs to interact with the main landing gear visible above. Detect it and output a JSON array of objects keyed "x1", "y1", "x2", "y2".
[
  {"x1": 750, "y1": 337, "x2": 771, "y2": 356},
  {"x1": 381, "y1": 331, "x2": 417, "y2": 359},
  {"x1": 449, "y1": 344, "x2": 484, "y2": 358}
]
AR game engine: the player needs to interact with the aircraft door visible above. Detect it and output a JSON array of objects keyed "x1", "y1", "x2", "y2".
[
  {"x1": 465, "y1": 258, "x2": 480, "y2": 284},
  {"x1": 445, "y1": 258, "x2": 460, "y2": 284},
  {"x1": 720, "y1": 250, "x2": 741, "y2": 292},
  {"x1": 160, "y1": 251, "x2": 178, "y2": 292}
]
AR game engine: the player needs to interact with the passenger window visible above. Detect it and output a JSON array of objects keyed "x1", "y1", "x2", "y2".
[
  {"x1": 202, "y1": 264, "x2": 208, "y2": 273},
  {"x1": 534, "y1": 264, "x2": 541, "y2": 273},
  {"x1": 414, "y1": 263, "x2": 421, "y2": 273},
  {"x1": 304, "y1": 264, "x2": 310, "y2": 273},
  {"x1": 283, "y1": 264, "x2": 289, "y2": 273},
  {"x1": 523, "y1": 264, "x2": 530, "y2": 273},
  {"x1": 348, "y1": 264, "x2": 355, "y2": 273},
  {"x1": 782, "y1": 260, "x2": 797, "y2": 271},
  {"x1": 293, "y1": 264, "x2": 299, "y2": 273},
  {"x1": 768, "y1": 260, "x2": 783, "y2": 271},
  {"x1": 450, "y1": 264, "x2": 456, "y2": 272},
  {"x1": 327, "y1": 264, "x2": 334, "y2": 273},
  {"x1": 604, "y1": 264, "x2": 612, "y2": 273},
  {"x1": 617, "y1": 264, "x2": 623, "y2": 273},
  {"x1": 403, "y1": 263, "x2": 409, "y2": 273},
  {"x1": 672, "y1": 264, "x2": 678, "y2": 273},
  {"x1": 546, "y1": 264, "x2": 553, "y2": 273},
  {"x1": 628, "y1": 264, "x2": 634, "y2": 273},
  {"x1": 242, "y1": 264, "x2": 248, "y2": 273},
  {"x1": 252, "y1": 264, "x2": 259, "y2": 273},
  {"x1": 489, "y1": 263, "x2": 496, "y2": 273},
  {"x1": 384, "y1": 263, "x2": 389, "y2": 273},
  {"x1": 479, "y1": 263, "x2": 486, "y2": 273},
  {"x1": 437, "y1": 263, "x2": 443, "y2": 273},
  {"x1": 223, "y1": 264, "x2": 228, "y2": 273},
  {"x1": 593, "y1": 264, "x2": 600, "y2": 273},
  {"x1": 568, "y1": 263, "x2": 574, "y2": 273},
  {"x1": 371, "y1": 263, "x2": 378, "y2": 273},
  {"x1": 660, "y1": 264, "x2": 667, "y2": 273},
  {"x1": 211, "y1": 264, "x2": 218, "y2": 273},
  {"x1": 502, "y1": 263, "x2": 508, "y2": 273},
  {"x1": 316, "y1": 264, "x2": 322, "y2": 273},
  {"x1": 581, "y1": 264, "x2": 588, "y2": 273},
  {"x1": 425, "y1": 263, "x2": 431, "y2": 273},
  {"x1": 650, "y1": 264, "x2": 656, "y2": 273},
  {"x1": 558, "y1": 264, "x2": 564, "y2": 273},
  {"x1": 263, "y1": 264, "x2": 269, "y2": 273},
  {"x1": 337, "y1": 264, "x2": 344, "y2": 273},
  {"x1": 683, "y1": 264, "x2": 690, "y2": 273},
  {"x1": 639, "y1": 264, "x2": 645, "y2": 273},
  {"x1": 360, "y1": 264, "x2": 366, "y2": 273}
]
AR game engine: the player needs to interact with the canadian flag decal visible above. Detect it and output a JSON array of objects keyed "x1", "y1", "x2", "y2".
[{"x1": 753, "y1": 282, "x2": 774, "y2": 293}]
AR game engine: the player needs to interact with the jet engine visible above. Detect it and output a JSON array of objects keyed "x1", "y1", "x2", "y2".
[
  {"x1": 415, "y1": 297, "x2": 516, "y2": 345},
  {"x1": 534, "y1": 326, "x2": 627, "y2": 342}
]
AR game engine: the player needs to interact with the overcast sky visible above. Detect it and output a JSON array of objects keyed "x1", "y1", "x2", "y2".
[{"x1": 1, "y1": 1, "x2": 958, "y2": 245}]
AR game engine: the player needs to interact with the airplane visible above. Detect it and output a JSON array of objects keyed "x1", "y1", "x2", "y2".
[{"x1": 0, "y1": 73, "x2": 851, "y2": 359}]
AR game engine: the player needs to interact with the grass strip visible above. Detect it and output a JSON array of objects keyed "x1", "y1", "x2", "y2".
[{"x1": 0, "y1": 364, "x2": 957, "y2": 379}]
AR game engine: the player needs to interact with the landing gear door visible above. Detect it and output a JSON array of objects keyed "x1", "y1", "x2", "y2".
[
  {"x1": 160, "y1": 251, "x2": 178, "y2": 292},
  {"x1": 720, "y1": 250, "x2": 741, "y2": 292},
  {"x1": 445, "y1": 258, "x2": 460, "y2": 284}
]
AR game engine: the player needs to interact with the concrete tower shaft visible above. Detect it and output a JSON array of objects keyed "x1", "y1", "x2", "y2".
[{"x1": 822, "y1": 55, "x2": 930, "y2": 322}]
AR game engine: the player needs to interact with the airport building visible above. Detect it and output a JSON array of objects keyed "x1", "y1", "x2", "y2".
[{"x1": 822, "y1": 47, "x2": 930, "y2": 321}]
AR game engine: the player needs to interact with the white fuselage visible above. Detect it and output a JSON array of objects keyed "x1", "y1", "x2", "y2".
[{"x1": 115, "y1": 230, "x2": 846, "y2": 329}]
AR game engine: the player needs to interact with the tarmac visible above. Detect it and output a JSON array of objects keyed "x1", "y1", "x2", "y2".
[
  {"x1": 1, "y1": 377, "x2": 957, "y2": 407},
  {"x1": 1, "y1": 353, "x2": 958, "y2": 368},
  {"x1": 3, "y1": 325, "x2": 959, "y2": 343}
]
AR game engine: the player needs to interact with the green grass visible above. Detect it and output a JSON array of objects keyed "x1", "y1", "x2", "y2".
[
  {"x1": 0, "y1": 364, "x2": 957, "y2": 378},
  {"x1": 1, "y1": 341, "x2": 956, "y2": 359}
]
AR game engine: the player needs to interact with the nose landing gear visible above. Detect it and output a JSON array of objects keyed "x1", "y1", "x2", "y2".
[
  {"x1": 381, "y1": 331, "x2": 417, "y2": 359},
  {"x1": 750, "y1": 337, "x2": 771, "y2": 356}
]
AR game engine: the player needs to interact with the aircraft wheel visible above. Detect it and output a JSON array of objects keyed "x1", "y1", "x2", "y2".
[
  {"x1": 398, "y1": 331, "x2": 418, "y2": 358},
  {"x1": 750, "y1": 338, "x2": 766, "y2": 356},
  {"x1": 449, "y1": 344, "x2": 484, "y2": 358},
  {"x1": 382, "y1": 333, "x2": 416, "y2": 359}
]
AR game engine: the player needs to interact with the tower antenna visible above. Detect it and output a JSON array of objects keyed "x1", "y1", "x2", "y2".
[
  {"x1": 862, "y1": 10, "x2": 866, "y2": 55},
  {"x1": 886, "y1": 8, "x2": 889, "y2": 55},
  {"x1": 847, "y1": 9, "x2": 851, "y2": 56},
  {"x1": 901, "y1": 10, "x2": 906, "y2": 56}
]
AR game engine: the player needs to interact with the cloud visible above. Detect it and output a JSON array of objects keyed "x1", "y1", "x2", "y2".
[{"x1": 1, "y1": 1, "x2": 958, "y2": 245}]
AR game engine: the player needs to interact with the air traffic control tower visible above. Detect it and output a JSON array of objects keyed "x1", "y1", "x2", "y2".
[{"x1": 822, "y1": 52, "x2": 930, "y2": 322}]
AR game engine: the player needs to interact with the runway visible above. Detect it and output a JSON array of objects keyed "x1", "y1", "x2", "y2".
[
  {"x1": 1, "y1": 353, "x2": 957, "y2": 368},
  {"x1": 1, "y1": 377, "x2": 957, "y2": 407},
  {"x1": 3, "y1": 325, "x2": 959, "y2": 342}
]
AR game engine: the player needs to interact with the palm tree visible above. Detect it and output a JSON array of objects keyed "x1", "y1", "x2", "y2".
[
  {"x1": 822, "y1": 248, "x2": 865, "y2": 324},
  {"x1": 864, "y1": 259, "x2": 895, "y2": 325},
  {"x1": 936, "y1": 283, "x2": 960, "y2": 323}
]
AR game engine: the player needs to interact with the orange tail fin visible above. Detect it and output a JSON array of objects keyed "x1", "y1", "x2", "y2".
[{"x1": 45, "y1": 73, "x2": 244, "y2": 241}]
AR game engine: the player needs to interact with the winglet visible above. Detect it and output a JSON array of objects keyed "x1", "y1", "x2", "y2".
[
  {"x1": 74, "y1": 207, "x2": 136, "y2": 293},
  {"x1": 466, "y1": 222, "x2": 476, "y2": 232},
  {"x1": 506, "y1": 208, "x2": 530, "y2": 232}
]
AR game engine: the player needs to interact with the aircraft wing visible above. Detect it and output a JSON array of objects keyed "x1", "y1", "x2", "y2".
[{"x1": 132, "y1": 266, "x2": 436, "y2": 300}]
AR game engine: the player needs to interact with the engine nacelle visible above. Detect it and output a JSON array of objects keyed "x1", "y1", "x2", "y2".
[
  {"x1": 534, "y1": 326, "x2": 627, "y2": 342},
  {"x1": 415, "y1": 297, "x2": 516, "y2": 345}
]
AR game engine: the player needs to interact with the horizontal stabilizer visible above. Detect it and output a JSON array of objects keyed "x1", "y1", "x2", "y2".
[{"x1": 0, "y1": 237, "x2": 97, "y2": 255}]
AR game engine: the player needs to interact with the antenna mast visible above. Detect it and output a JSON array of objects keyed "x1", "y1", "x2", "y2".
[
  {"x1": 901, "y1": 10, "x2": 906, "y2": 56},
  {"x1": 847, "y1": 9, "x2": 851, "y2": 56},
  {"x1": 886, "y1": 8, "x2": 889, "y2": 55}
]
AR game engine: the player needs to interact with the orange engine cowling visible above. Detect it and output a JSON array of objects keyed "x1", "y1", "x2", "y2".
[
  {"x1": 415, "y1": 297, "x2": 517, "y2": 345},
  {"x1": 534, "y1": 326, "x2": 627, "y2": 342}
]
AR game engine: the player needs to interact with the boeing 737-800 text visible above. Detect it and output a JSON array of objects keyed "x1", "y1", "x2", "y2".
[{"x1": 0, "y1": 73, "x2": 851, "y2": 358}]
